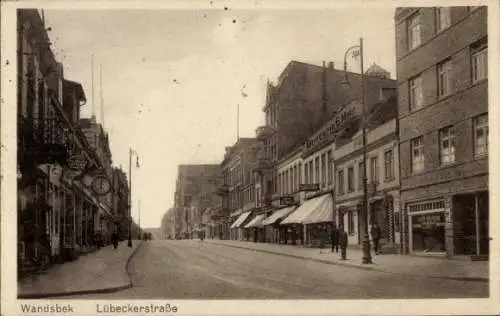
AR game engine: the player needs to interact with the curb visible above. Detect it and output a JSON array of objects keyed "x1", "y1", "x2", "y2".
[
  {"x1": 207, "y1": 241, "x2": 489, "y2": 283},
  {"x1": 18, "y1": 241, "x2": 145, "y2": 299}
]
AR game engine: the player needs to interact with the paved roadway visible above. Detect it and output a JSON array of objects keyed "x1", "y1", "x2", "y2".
[{"x1": 69, "y1": 240, "x2": 488, "y2": 299}]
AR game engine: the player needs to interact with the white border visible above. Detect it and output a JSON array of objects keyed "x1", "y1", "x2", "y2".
[{"x1": 1, "y1": 1, "x2": 499, "y2": 315}]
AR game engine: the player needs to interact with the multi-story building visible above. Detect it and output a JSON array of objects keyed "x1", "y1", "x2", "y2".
[
  {"x1": 160, "y1": 208, "x2": 175, "y2": 239},
  {"x1": 172, "y1": 164, "x2": 220, "y2": 239},
  {"x1": 17, "y1": 9, "x2": 105, "y2": 274},
  {"x1": 333, "y1": 96, "x2": 400, "y2": 251},
  {"x1": 255, "y1": 61, "x2": 397, "y2": 219},
  {"x1": 395, "y1": 6, "x2": 488, "y2": 258},
  {"x1": 79, "y1": 117, "x2": 115, "y2": 245},
  {"x1": 218, "y1": 138, "x2": 261, "y2": 240}
]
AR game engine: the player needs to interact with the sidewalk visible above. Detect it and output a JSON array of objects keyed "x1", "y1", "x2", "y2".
[
  {"x1": 18, "y1": 240, "x2": 143, "y2": 299},
  {"x1": 206, "y1": 239, "x2": 489, "y2": 282}
]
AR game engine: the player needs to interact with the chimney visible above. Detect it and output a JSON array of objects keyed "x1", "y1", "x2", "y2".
[{"x1": 328, "y1": 61, "x2": 334, "y2": 69}]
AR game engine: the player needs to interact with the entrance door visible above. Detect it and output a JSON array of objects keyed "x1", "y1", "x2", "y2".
[
  {"x1": 478, "y1": 191, "x2": 489, "y2": 255},
  {"x1": 370, "y1": 199, "x2": 389, "y2": 241}
]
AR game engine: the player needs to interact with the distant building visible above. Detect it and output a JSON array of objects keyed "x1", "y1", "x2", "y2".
[
  {"x1": 112, "y1": 167, "x2": 129, "y2": 241},
  {"x1": 172, "y1": 164, "x2": 221, "y2": 239},
  {"x1": 395, "y1": 7, "x2": 488, "y2": 258}
]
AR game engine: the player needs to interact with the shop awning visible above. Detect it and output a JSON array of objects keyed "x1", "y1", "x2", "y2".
[
  {"x1": 281, "y1": 194, "x2": 332, "y2": 225},
  {"x1": 244, "y1": 214, "x2": 266, "y2": 228},
  {"x1": 262, "y1": 206, "x2": 296, "y2": 226},
  {"x1": 230, "y1": 211, "x2": 251, "y2": 229},
  {"x1": 302, "y1": 194, "x2": 334, "y2": 224}
]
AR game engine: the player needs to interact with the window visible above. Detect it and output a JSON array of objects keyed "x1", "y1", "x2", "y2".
[
  {"x1": 309, "y1": 162, "x2": 313, "y2": 185},
  {"x1": 290, "y1": 168, "x2": 294, "y2": 193},
  {"x1": 358, "y1": 161, "x2": 364, "y2": 190},
  {"x1": 315, "y1": 157, "x2": 320, "y2": 184},
  {"x1": 348, "y1": 211, "x2": 355, "y2": 235},
  {"x1": 472, "y1": 45, "x2": 488, "y2": 83},
  {"x1": 294, "y1": 165, "x2": 298, "y2": 191},
  {"x1": 278, "y1": 173, "x2": 282, "y2": 194},
  {"x1": 285, "y1": 170, "x2": 289, "y2": 194},
  {"x1": 436, "y1": 7, "x2": 451, "y2": 32},
  {"x1": 474, "y1": 114, "x2": 488, "y2": 156},
  {"x1": 304, "y1": 163, "x2": 309, "y2": 185},
  {"x1": 409, "y1": 75, "x2": 423, "y2": 110},
  {"x1": 408, "y1": 13, "x2": 421, "y2": 50},
  {"x1": 347, "y1": 166, "x2": 354, "y2": 192},
  {"x1": 298, "y1": 162, "x2": 302, "y2": 185},
  {"x1": 321, "y1": 154, "x2": 326, "y2": 187},
  {"x1": 411, "y1": 136, "x2": 425, "y2": 173},
  {"x1": 439, "y1": 126, "x2": 456, "y2": 165},
  {"x1": 327, "y1": 150, "x2": 333, "y2": 185},
  {"x1": 437, "y1": 59, "x2": 452, "y2": 97},
  {"x1": 337, "y1": 169, "x2": 345, "y2": 195},
  {"x1": 384, "y1": 150, "x2": 395, "y2": 181},
  {"x1": 370, "y1": 156, "x2": 379, "y2": 183}
]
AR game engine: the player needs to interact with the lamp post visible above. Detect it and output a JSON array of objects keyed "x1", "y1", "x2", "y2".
[
  {"x1": 128, "y1": 147, "x2": 140, "y2": 247},
  {"x1": 341, "y1": 37, "x2": 372, "y2": 264}
]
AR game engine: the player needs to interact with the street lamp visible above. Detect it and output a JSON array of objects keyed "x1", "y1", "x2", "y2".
[
  {"x1": 342, "y1": 37, "x2": 372, "y2": 264},
  {"x1": 128, "y1": 147, "x2": 140, "y2": 247}
]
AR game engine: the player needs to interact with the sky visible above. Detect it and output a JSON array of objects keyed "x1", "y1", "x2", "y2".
[{"x1": 43, "y1": 7, "x2": 396, "y2": 229}]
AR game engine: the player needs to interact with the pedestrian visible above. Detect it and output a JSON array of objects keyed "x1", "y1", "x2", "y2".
[
  {"x1": 112, "y1": 231, "x2": 119, "y2": 249},
  {"x1": 331, "y1": 225, "x2": 339, "y2": 253},
  {"x1": 371, "y1": 222, "x2": 381, "y2": 254},
  {"x1": 339, "y1": 226, "x2": 348, "y2": 260}
]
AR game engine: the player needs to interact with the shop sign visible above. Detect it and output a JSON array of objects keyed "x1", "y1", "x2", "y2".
[
  {"x1": 304, "y1": 101, "x2": 361, "y2": 154},
  {"x1": 67, "y1": 154, "x2": 87, "y2": 171},
  {"x1": 280, "y1": 195, "x2": 295, "y2": 206},
  {"x1": 412, "y1": 213, "x2": 445, "y2": 229},
  {"x1": 299, "y1": 183, "x2": 320, "y2": 192}
]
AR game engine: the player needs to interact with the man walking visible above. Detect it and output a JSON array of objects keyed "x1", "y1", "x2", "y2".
[
  {"x1": 111, "y1": 231, "x2": 119, "y2": 249},
  {"x1": 371, "y1": 222, "x2": 381, "y2": 255},
  {"x1": 331, "y1": 225, "x2": 339, "y2": 253},
  {"x1": 339, "y1": 226, "x2": 348, "y2": 260}
]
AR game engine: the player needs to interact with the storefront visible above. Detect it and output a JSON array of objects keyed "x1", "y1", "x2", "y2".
[
  {"x1": 262, "y1": 206, "x2": 296, "y2": 244},
  {"x1": 244, "y1": 214, "x2": 267, "y2": 242},
  {"x1": 230, "y1": 211, "x2": 252, "y2": 240},
  {"x1": 407, "y1": 199, "x2": 447, "y2": 255}
]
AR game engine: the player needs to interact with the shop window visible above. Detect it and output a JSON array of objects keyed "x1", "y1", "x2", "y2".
[
  {"x1": 337, "y1": 169, "x2": 345, "y2": 196},
  {"x1": 471, "y1": 41, "x2": 488, "y2": 83},
  {"x1": 437, "y1": 59, "x2": 452, "y2": 98},
  {"x1": 439, "y1": 126, "x2": 456, "y2": 165},
  {"x1": 411, "y1": 136, "x2": 425, "y2": 173},
  {"x1": 347, "y1": 166, "x2": 354, "y2": 193},
  {"x1": 409, "y1": 75, "x2": 424, "y2": 110},
  {"x1": 474, "y1": 113, "x2": 488, "y2": 156},
  {"x1": 407, "y1": 12, "x2": 421, "y2": 50},
  {"x1": 384, "y1": 150, "x2": 394, "y2": 181},
  {"x1": 436, "y1": 7, "x2": 451, "y2": 33}
]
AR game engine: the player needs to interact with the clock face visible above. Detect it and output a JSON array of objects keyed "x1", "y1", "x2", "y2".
[{"x1": 91, "y1": 175, "x2": 111, "y2": 196}]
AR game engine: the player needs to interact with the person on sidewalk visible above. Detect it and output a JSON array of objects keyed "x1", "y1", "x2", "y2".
[
  {"x1": 112, "y1": 231, "x2": 119, "y2": 249},
  {"x1": 339, "y1": 227, "x2": 348, "y2": 260},
  {"x1": 331, "y1": 225, "x2": 339, "y2": 253},
  {"x1": 371, "y1": 222, "x2": 381, "y2": 255}
]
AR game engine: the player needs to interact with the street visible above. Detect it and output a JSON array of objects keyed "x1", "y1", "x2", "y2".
[{"x1": 68, "y1": 240, "x2": 488, "y2": 299}]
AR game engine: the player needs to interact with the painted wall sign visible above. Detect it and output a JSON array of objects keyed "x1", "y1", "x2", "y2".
[
  {"x1": 67, "y1": 154, "x2": 88, "y2": 171},
  {"x1": 304, "y1": 101, "x2": 362, "y2": 154}
]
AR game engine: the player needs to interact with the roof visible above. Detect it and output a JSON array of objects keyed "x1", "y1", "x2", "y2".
[{"x1": 63, "y1": 79, "x2": 87, "y2": 104}]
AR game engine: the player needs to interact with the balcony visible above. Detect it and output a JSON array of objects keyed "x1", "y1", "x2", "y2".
[{"x1": 256, "y1": 125, "x2": 275, "y2": 141}]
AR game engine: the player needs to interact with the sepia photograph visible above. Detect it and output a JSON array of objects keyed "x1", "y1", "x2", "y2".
[{"x1": 1, "y1": 1, "x2": 498, "y2": 315}]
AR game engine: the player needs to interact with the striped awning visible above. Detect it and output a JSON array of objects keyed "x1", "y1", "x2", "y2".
[
  {"x1": 230, "y1": 211, "x2": 252, "y2": 229},
  {"x1": 262, "y1": 206, "x2": 296, "y2": 226},
  {"x1": 244, "y1": 214, "x2": 266, "y2": 228},
  {"x1": 281, "y1": 194, "x2": 332, "y2": 225}
]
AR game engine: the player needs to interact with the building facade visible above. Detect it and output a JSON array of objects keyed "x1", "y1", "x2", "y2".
[
  {"x1": 172, "y1": 164, "x2": 220, "y2": 239},
  {"x1": 395, "y1": 6, "x2": 489, "y2": 258},
  {"x1": 112, "y1": 167, "x2": 129, "y2": 241}
]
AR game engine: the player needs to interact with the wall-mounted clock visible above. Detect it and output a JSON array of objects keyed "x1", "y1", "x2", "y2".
[{"x1": 91, "y1": 175, "x2": 111, "y2": 196}]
